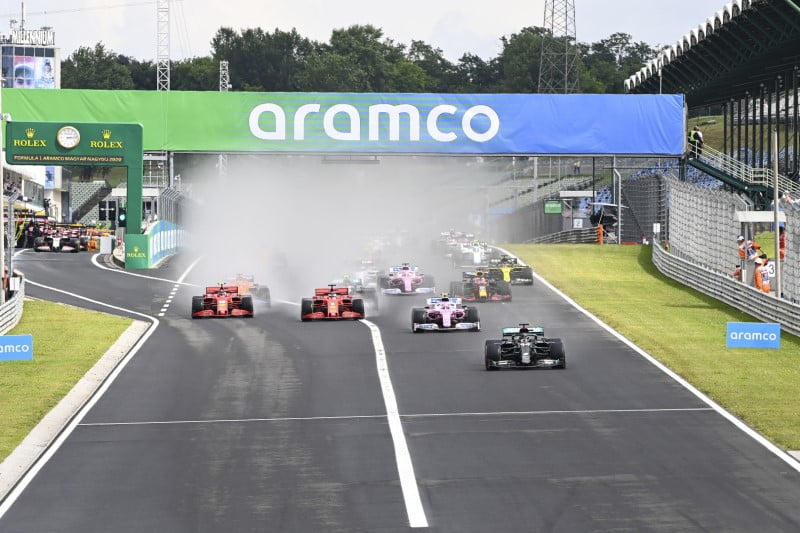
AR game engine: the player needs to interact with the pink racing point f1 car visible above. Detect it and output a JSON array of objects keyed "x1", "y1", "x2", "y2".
[
  {"x1": 379, "y1": 263, "x2": 436, "y2": 295},
  {"x1": 411, "y1": 295, "x2": 480, "y2": 332}
]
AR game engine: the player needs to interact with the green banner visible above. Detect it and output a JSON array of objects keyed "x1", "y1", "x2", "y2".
[
  {"x1": 1, "y1": 89, "x2": 686, "y2": 155},
  {"x1": 6, "y1": 121, "x2": 141, "y2": 164},
  {"x1": 124, "y1": 234, "x2": 150, "y2": 269},
  {"x1": 5, "y1": 121, "x2": 144, "y2": 235},
  {"x1": 544, "y1": 200, "x2": 562, "y2": 214}
]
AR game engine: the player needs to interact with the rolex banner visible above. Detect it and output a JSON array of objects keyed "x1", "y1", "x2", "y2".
[
  {"x1": 124, "y1": 234, "x2": 150, "y2": 269},
  {"x1": 2, "y1": 89, "x2": 685, "y2": 155}
]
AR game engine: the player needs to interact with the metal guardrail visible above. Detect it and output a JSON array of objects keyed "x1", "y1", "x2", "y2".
[
  {"x1": 697, "y1": 144, "x2": 800, "y2": 198},
  {"x1": 0, "y1": 277, "x2": 25, "y2": 335},
  {"x1": 652, "y1": 242, "x2": 800, "y2": 337},
  {"x1": 526, "y1": 227, "x2": 598, "y2": 244}
]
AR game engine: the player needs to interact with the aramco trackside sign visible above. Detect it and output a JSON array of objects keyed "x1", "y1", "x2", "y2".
[{"x1": 1, "y1": 91, "x2": 687, "y2": 156}]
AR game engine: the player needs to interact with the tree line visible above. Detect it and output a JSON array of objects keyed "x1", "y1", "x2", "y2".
[{"x1": 61, "y1": 25, "x2": 657, "y2": 94}]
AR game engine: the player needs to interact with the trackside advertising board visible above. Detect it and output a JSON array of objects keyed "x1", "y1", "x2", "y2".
[
  {"x1": 726, "y1": 322, "x2": 781, "y2": 349},
  {"x1": 124, "y1": 234, "x2": 150, "y2": 269},
  {"x1": 0, "y1": 334, "x2": 33, "y2": 361},
  {"x1": 1, "y1": 89, "x2": 685, "y2": 155}
]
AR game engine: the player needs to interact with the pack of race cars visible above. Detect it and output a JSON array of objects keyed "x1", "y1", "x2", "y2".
[{"x1": 189, "y1": 230, "x2": 566, "y2": 369}]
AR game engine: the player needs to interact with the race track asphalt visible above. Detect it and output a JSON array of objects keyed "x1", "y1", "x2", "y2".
[{"x1": 1, "y1": 248, "x2": 799, "y2": 532}]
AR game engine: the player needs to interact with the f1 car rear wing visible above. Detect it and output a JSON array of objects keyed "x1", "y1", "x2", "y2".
[
  {"x1": 389, "y1": 265, "x2": 419, "y2": 273},
  {"x1": 427, "y1": 297, "x2": 463, "y2": 305},
  {"x1": 206, "y1": 285, "x2": 240, "y2": 294},
  {"x1": 502, "y1": 326, "x2": 544, "y2": 336},
  {"x1": 315, "y1": 287, "x2": 350, "y2": 296}
]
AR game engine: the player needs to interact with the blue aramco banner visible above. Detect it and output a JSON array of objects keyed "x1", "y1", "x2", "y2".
[
  {"x1": 0, "y1": 334, "x2": 33, "y2": 361},
  {"x1": 3, "y1": 90, "x2": 686, "y2": 155},
  {"x1": 726, "y1": 322, "x2": 781, "y2": 349},
  {"x1": 239, "y1": 93, "x2": 686, "y2": 155}
]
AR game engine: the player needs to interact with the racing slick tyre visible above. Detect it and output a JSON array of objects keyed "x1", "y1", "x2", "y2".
[
  {"x1": 448, "y1": 281, "x2": 463, "y2": 297},
  {"x1": 191, "y1": 296, "x2": 204, "y2": 318},
  {"x1": 33, "y1": 237, "x2": 45, "y2": 251},
  {"x1": 241, "y1": 295, "x2": 255, "y2": 316},
  {"x1": 363, "y1": 288, "x2": 379, "y2": 310},
  {"x1": 257, "y1": 287, "x2": 272, "y2": 308},
  {"x1": 411, "y1": 308, "x2": 426, "y2": 332},
  {"x1": 497, "y1": 280, "x2": 512, "y2": 300},
  {"x1": 484, "y1": 340, "x2": 501, "y2": 370},
  {"x1": 301, "y1": 298, "x2": 313, "y2": 321},
  {"x1": 378, "y1": 276, "x2": 390, "y2": 289},
  {"x1": 68, "y1": 238, "x2": 81, "y2": 252},
  {"x1": 352, "y1": 298, "x2": 365, "y2": 318},
  {"x1": 518, "y1": 268, "x2": 534, "y2": 285},
  {"x1": 465, "y1": 307, "x2": 481, "y2": 331},
  {"x1": 549, "y1": 339, "x2": 566, "y2": 369}
]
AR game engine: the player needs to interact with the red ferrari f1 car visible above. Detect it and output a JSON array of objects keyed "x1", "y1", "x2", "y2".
[
  {"x1": 191, "y1": 284, "x2": 254, "y2": 318},
  {"x1": 301, "y1": 285, "x2": 365, "y2": 321}
]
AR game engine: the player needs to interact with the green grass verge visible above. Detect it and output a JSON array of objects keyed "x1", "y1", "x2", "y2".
[
  {"x1": 505, "y1": 243, "x2": 800, "y2": 451},
  {"x1": 0, "y1": 300, "x2": 133, "y2": 461}
]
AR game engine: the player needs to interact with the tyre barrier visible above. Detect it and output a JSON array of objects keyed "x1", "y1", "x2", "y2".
[{"x1": 0, "y1": 274, "x2": 25, "y2": 335}]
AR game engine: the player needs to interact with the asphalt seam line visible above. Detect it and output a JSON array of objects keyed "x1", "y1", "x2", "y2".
[{"x1": 76, "y1": 407, "x2": 715, "y2": 427}]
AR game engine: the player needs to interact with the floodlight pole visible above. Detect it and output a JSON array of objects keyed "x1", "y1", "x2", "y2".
[{"x1": 773, "y1": 129, "x2": 781, "y2": 298}]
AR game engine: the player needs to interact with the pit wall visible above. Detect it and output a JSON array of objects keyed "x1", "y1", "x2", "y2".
[{"x1": 123, "y1": 220, "x2": 186, "y2": 269}]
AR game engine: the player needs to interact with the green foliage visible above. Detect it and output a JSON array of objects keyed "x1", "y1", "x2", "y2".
[
  {"x1": 172, "y1": 57, "x2": 219, "y2": 91},
  {"x1": 63, "y1": 27, "x2": 660, "y2": 94},
  {"x1": 406, "y1": 40, "x2": 456, "y2": 92},
  {"x1": 61, "y1": 43, "x2": 135, "y2": 89},
  {"x1": 496, "y1": 27, "x2": 546, "y2": 93}
]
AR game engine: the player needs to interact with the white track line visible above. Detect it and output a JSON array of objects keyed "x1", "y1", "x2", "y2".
[
  {"x1": 402, "y1": 407, "x2": 714, "y2": 418},
  {"x1": 0, "y1": 258, "x2": 200, "y2": 518},
  {"x1": 76, "y1": 407, "x2": 714, "y2": 427},
  {"x1": 91, "y1": 253, "x2": 202, "y2": 318},
  {"x1": 205, "y1": 298, "x2": 427, "y2": 527},
  {"x1": 90, "y1": 252, "x2": 200, "y2": 287},
  {"x1": 495, "y1": 246, "x2": 800, "y2": 473},
  {"x1": 0, "y1": 284, "x2": 159, "y2": 518},
  {"x1": 360, "y1": 319, "x2": 428, "y2": 529}
]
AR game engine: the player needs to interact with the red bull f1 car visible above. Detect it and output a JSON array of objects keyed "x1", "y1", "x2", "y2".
[
  {"x1": 191, "y1": 284, "x2": 254, "y2": 318},
  {"x1": 450, "y1": 271, "x2": 512, "y2": 302},
  {"x1": 301, "y1": 285, "x2": 365, "y2": 321},
  {"x1": 484, "y1": 324, "x2": 565, "y2": 370},
  {"x1": 411, "y1": 295, "x2": 480, "y2": 332}
]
